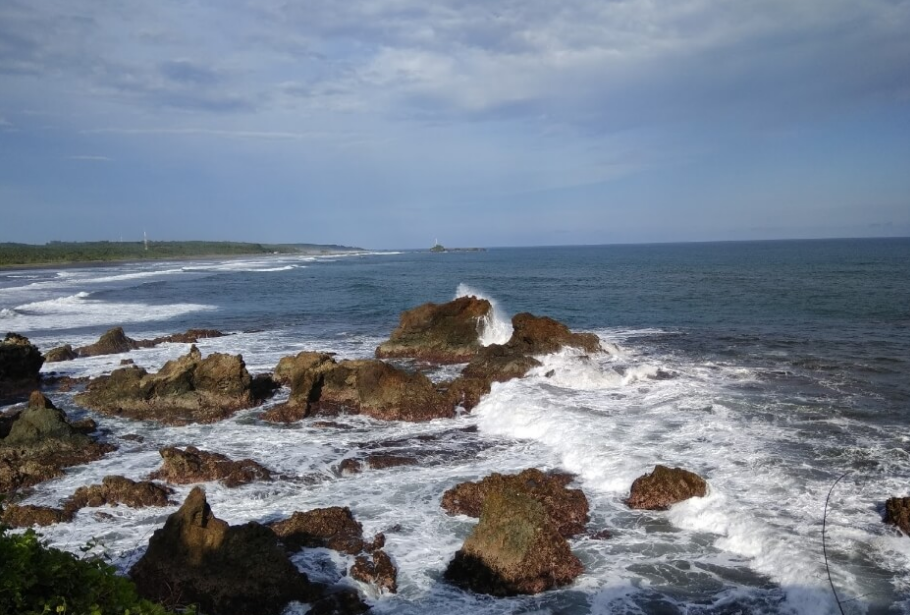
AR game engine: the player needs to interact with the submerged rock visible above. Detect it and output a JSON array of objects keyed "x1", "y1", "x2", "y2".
[
  {"x1": 0, "y1": 392, "x2": 114, "y2": 494},
  {"x1": 626, "y1": 465, "x2": 708, "y2": 510},
  {"x1": 0, "y1": 333, "x2": 44, "y2": 400},
  {"x1": 885, "y1": 497, "x2": 910, "y2": 535},
  {"x1": 351, "y1": 550, "x2": 398, "y2": 594},
  {"x1": 65, "y1": 475, "x2": 174, "y2": 513},
  {"x1": 130, "y1": 487, "x2": 322, "y2": 615},
  {"x1": 268, "y1": 506, "x2": 367, "y2": 555},
  {"x1": 376, "y1": 296, "x2": 493, "y2": 363},
  {"x1": 149, "y1": 446, "x2": 272, "y2": 488},
  {"x1": 442, "y1": 468, "x2": 590, "y2": 538},
  {"x1": 444, "y1": 488, "x2": 583, "y2": 596},
  {"x1": 75, "y1": 346, "x2": 270, "y2": 424}
]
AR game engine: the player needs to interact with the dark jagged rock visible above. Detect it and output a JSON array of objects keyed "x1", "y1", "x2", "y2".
[
  {"x1": 885, "y1": 497, "x2": 910, "y2": 535},
  {"x1": 77, "y1": 327, "x2": 140, "y2": 356},
  {"x1": 626, "y1": 465, "x2": 708, "y2": 510},
  {"x1": 0, "y1": 333, "x2": 44, "y2": 399},
  {"x1": 444, "y1": 488, "x2": 583, "y2": 596},
  {"x1": 44, "y1": 344, "x2": 78, "y2": 363},
  {"x1": 268, "y1": 506, "x2": 366, "y2": 555},
  {"x1": 130, "y1": 487, "x2": 322, "y2": 615},
  {"x1": 1, "y1": 503, "x2": 73, "y2": 527},
  {"x1": 262, "y1": 352, "x2": 335, "y2": 423},
  {"x1": 64, "y1": 475, "x2": 175, "y2": 514},
  {"x1": 441, "y1": 468, "x2": 589, "y2": 538},
  {"x1": 74, "y1": 346, "x2": 271, "y2": 424},
  {"x1": 0, "y1": 392, "x2": 114, "y2": 494},
  {"x1": 339, "y1": 454, "x2": 417, "y2": 475},
  {"x1": 445, "y1": 345, "x2": 541, "y2": 410},
  {"x1": 351, "y1": 549, "x2": 398, "y2": 593},
  {"x1": 307, "y1": 587, "x2": 370, "y2": 615},
  {"x1": 70, "y1": 417, "x2": 98, "y2": 435},
  {"x1": 148, "y1": 446, "x2": 272, "y2": 488},
  {"x1": 505, "y1": 313, "x2": 602, "y2": 356},
  {"x1": 146, "y1": 329, "x2": 226, "y2": 345},
  {"x1": 316, "y1": 359, "x2": 455, "y2": 422},
  {"x1": 376, "y1": 296, "x2": 493, "y2": 363}
]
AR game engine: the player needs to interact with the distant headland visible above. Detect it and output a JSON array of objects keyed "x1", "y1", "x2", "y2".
[
  {"x1": 0, "y1": 240, "x2": 364, "y2": 268},
  {"x1": 429, "y1": 242, "x2": 486, "y2": 253}
]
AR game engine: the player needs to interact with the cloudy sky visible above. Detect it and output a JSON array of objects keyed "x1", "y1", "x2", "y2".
[{"x1": 1, "y1": 0, "x2": 908, "y2": 248}]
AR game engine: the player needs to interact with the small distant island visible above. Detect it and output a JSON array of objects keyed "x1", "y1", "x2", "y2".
[
  {"x1": 0, "y1": 240, "x2": 364, "y2": 268},
  {"x1": 429, "y1": 242, "x2": 485, "y2": 253}
]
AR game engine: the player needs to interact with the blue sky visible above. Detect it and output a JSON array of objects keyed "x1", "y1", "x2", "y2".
[{"x1": 1, "y1": 0, "x2": 908, "y2": 249}]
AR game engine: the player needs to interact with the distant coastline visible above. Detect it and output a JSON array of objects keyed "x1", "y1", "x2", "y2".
[{"x1": 0, "y1": 240, "x2": 364, "y2": 269}]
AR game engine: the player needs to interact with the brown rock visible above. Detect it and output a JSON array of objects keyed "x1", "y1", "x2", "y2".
[
  {"x1": 263, "y1": 352, "x2": 338, "y2": 423},
  {"x1": 149, "y1": 446, "x2": 272, "y2": 488},
  {"x1": 74, "y1": 346, "x2": 271, "y2": 424},
  {"x1": 130, "y1": 487, "x2": 321, "y2": 615},
  {"x1": 45, "y1": 344, "x2": 78, "y2": 363},
  {"x1": 376, "y1": 296, "x2": 492, "y2": 363},
  {"x1": 442, "y1": 468, "x2": 589, "y2": 538},
  {"x1": 307, "y1": 588, "x2": 370, "y2": 615},
  {"x1": 268, "y1": 506, "x2": 365, "y2": 554},
  {"x1": 885, "y1": 497, "x2": 910, "y2": 535},
  {"x1": 626, "y1": 465, "x2": 708, "y2": 510},
  {"x1": 445, "y1": 345, "x2": 541, "y2": 410},
  {"x1": 65, "y1": 475, "x2": 174, "y2": 514},
  {"x1": 1, "y1": 504, "x2": 73, "y2": 527},
  {"x1": 444, "y1": 488, "x2": 583, "y2": 596},
  {"x1": 505, "y1": 313, "x2": 602, "y2": 356},
  {"x1": 351, "y1": 549, "x2": 398, "y2": 593},
  {"x1": 76, "y1": 327, "x2": 140, "y2": 357},
  {"x1": 0, "y1": 333, "x2": 44, "y2": 399}
]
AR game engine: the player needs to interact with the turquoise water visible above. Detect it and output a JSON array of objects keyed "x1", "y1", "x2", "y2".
[{"x1": 1, "y1": 237, "x2": 909, "y2": 614}]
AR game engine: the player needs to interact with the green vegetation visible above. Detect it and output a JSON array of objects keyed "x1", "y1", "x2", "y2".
[
  {"x1": 0, "y1": 525, "x2": 188, "y2": 615},
  {"x1": 430, "y1": 243, "x2": 446, "y2": 253}
]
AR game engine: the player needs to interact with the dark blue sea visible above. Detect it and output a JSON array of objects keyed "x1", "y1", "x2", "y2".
[{"x1": 2, "y1": 238, "x2": 909, "y2": 615}]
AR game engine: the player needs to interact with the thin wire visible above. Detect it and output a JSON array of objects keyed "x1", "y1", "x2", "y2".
[{"x1": 823, "y1": 470, "x2": 852, "y2": 615}]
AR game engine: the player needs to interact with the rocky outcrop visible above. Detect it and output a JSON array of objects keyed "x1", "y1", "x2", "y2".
[
  {"x1": 74, "y1": 346, "x2": 270, "y2": 424},
  {"x1": 0, "y1": 392, "x2": 114, "y2": 494},
  {"x1": 1, "y1": 504, "x2": 72, "y2": 527},
  {"x1": 444, "y1": 488, "x2": 583, "y2": 596},
  {"x1": 885, "y1": 497, "x2": 910, "y2": 535},
  {"x1": 351, "y1": 549, "x2": 397, "y2": 593},
  {"x1": 504, "y1": 313, "x2": 602, "y2": 356},
  {"x1": 149, "y1": 446, "x2": 272, "y2": 488},
  {"x1": 626, "y1": 465, "x2": 708, "y2": 510},
  {"x1": 262, "y1": 352, "x2": 336, "y2": 423},
  {"x1": 130, "y1": 487, "x2": 322, "y2": 615},
  {"x1": 445, "y1": 345, "x2": 541, "y2": 410},
  {"x1": 51, "y1": 327, "x2": 229, "y2": 361},
  {"x1": 76, "y1": 327, "x2": 140, "y2": 357},
  {"x1": 375, "y1": 296, "x2": 492, "y2": 363},
  {"x1": 308, "y1": 588, "x2": 370, "y2": 615},
  {"x1": 65, "y1": 475, "x2": 174, "y2": 513},
  {"x1": 0, "y1": 333, "x2": 44, "y2": 399},
  {"x1": 339, "y1": 454, "x2": 417, "y2": 475},
  {"x1": 44, "y1": 344, "x2": 78, "y2": 363},
  {"x1": 268, "y1": 507, "x2": 368, "y2": 555},
  {"x1": 442, "y1": 469, "x2": 589, "y2": 538}
]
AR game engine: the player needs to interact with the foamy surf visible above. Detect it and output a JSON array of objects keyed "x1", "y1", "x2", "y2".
[{"x1": 454, "y1": 283, "x2": 512, "y2": 345}]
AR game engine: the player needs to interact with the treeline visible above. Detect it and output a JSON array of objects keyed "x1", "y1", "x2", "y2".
[{"x1": 0, "y1": 241, "x2": 354, "y2": 267}]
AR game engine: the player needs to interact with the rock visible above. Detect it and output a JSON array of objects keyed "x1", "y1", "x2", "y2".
[
  {"x1": 376, "y1": 296, "x2": 493, "y2": 363},
  {"x1": 588, "y1": 529, "x2": 613, "y2": 540},
  {"x1": 351, "y1": 550, "x2": 398, "y2": 593},
  {"x1": 76, "y1": 327, "x2": 140, "y2": 356},
  {"x1": 262, "y1": 352, "x2": 337, "y2": 423},
  {"x1": 149, "y1": 446, "x2": 272, "y2": 488},
  {"x1": 273, "y1": 351, "x2": 336, "y2": 386},
  {"x1": 268, "y1": 507, "x2": 366, "y2": 554},
  {"x1": 316, "y1": 359, "x2": 455, "y2": 422},
  {"x1": 147, "y1": 329, "x2": 226, "y2": 345},
  {"x1": 444, "y1": 488, "x2": 584, "y2": 596},
  {"x1": 64, "y1": 475, "x2": 174, "y2": 514},
  {"x1": 307, "y1": 587, "x2": 370, "y2": 615},
  {"x1": 339, "y1": 454, "x2": 417, "y2": 475},
  {"x1": 130, "y1": 487, "x2": 322, "y2": 615},
  {"x1": 0, "y1": 332, "x2": 44, "y2": 399},
  {"x1": 626, "y1": 465, "x2": 708, "y2": 510},
  {"x1": 70, "y1": 417, "x2": 98, "y2": 435},
  {"x1": 445, "y1": 345, "x2": 541, "y2": 410},
  {"x1": 45, "y1": 344, "x2": 78, "y2": 363},
  {"x1": 885, "y1": 497, "x2": 910, "y2": 535},
  {"x1": 441, "y1": 468, "x2": 589, "y2": 538},
  {"x1": 0, "y1": 392, "x2": 114, "y2": 494},
  {"x1": 74, "y1": 346, "x2": 271, "y2": 424},
  {"x1": 1, "y1": 504, "x2": 73, "y2": 527},
  {"x1": 120, "y1": 358, "x2": 134, "y2": 366},
  {"x1": 505, "y1": 313, "x2": 602, "y2": 356}
]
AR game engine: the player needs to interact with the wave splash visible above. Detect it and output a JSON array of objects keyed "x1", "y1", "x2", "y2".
[{"x1": 453, "y1": 284, "x2": 512, "y2": 346}]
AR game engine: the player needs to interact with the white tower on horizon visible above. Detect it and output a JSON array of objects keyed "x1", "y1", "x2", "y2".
[{"x1": 144, "y1": 231, "x2": 149, "y2": 251}]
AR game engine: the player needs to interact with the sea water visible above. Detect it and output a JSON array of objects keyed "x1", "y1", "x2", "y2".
[{"x1": 1, "y1": 239, "x2": 909, "y2": 615}]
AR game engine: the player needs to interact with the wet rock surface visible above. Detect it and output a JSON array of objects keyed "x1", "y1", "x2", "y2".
[
  {"x1": 74, "y1": 346, "x2": 269, "y2": 424},
  {"x1": 130, "y1": 487, "x2": 323, "y2": 615},
  {"x1": 444, "y1": 488, "x2": 584, "y2": 596},
  {"x1": 0, "y1": 333, "x2": 44, "y2": 400},
  {"x1": 268, "y1": 506, "x2": 367, "y2": 555},
  {"x1": 1, "y1": 503, "x2": 73, "y2": 527},
  {"x1": 626, "y1": 465, "x2": 708, "y2": 510},
  {"x1": 442, "y1": 468, "x2": 590, "y2": 538},
  {"x1": 45, "y1": 327, "x2": 228, "y2": 362},
  {"x1": 885, "y1": 497, "x2": 910, "y2": 535},
  {"x1": 351, "y1": 549, "x2": 398, "y2": 593},
  {"x1": 149, "y1": 446, "x2": 272, "y2": 488},
  {"x1": 65, "y1": 475, "x2": 175, "y2": 513}
]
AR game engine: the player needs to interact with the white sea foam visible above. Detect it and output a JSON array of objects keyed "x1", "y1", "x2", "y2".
[{"x1": 453, "y1": 283, "x2": 512, "y2": 345}]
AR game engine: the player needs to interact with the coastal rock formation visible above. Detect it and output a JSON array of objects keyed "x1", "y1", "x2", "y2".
[
  {"x1": 445, "y1": 345, "x2": 541, "y2": 410},
  {"x1": 626, "y1": 465, "x2": 708, "y2": 510},
  {"x1": 0, "y1": 333, "x2": 44, "y2": 399},
  {"x1": 44, "y1": 344, "x2": 78, "y2": 363},
  {"x1": 504, "y1": 313, "x2": 602, "y2": 356},
  {"x1": 65, "y1": 475, "x2": 174, "y2": 513},
  {"x1": 76, "y1": 326, "x2": 140, "y2": 357},
  {"x1": 375, "y1": 296, "x2": 492, "y2": 363},
  {"x1": 74, "y1": 345, "x2": 269, "y2": 424},
  {"x1": 339, "y1": 454, "x2": 418, "y2": 475},
  {"x1": 885, "y1": 497, "x2": 910, "y2": 535},
  {"x1": 0, "y1": 504, "x2": 72, "y2": 527},
  {"x1": 444, "y1": 488, "x2": 584, "y2": 596},
  {"x1": 0, "y1": 392, "x2": 114, "y2": 494},
  {"x1": 351, "y1": 550, "x2": 398, "y2": 593},
  {"x1": 307, "y1": 588, "x2": 370, "y2": 615},
  {"x1": 268, "y1": 506, "x2": 368, "y2": 555},
  {"x1": 45, "y1": 327, "x2": 229, "y2": 362},
  {"x1": 149, "y1": 446, "x2": 272, "y2": 488},
  {"x1": 442, "y1": 469, "x2": 589, "y2": 538},
  {"x1": 130, "y1": 487, "x2": 322, "y2": 615},
  {"x1": 262, "y1": 351, "x2": 335, "y2": 423}
]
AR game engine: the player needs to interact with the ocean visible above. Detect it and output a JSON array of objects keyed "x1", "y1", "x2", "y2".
[{"x1": 1, "y1": 238, "x2": 909, "y2": 615}]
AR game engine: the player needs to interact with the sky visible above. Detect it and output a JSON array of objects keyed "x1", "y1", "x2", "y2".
[{"x1": 1, "y1": 0, "x2": 909, "y2": 249}]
